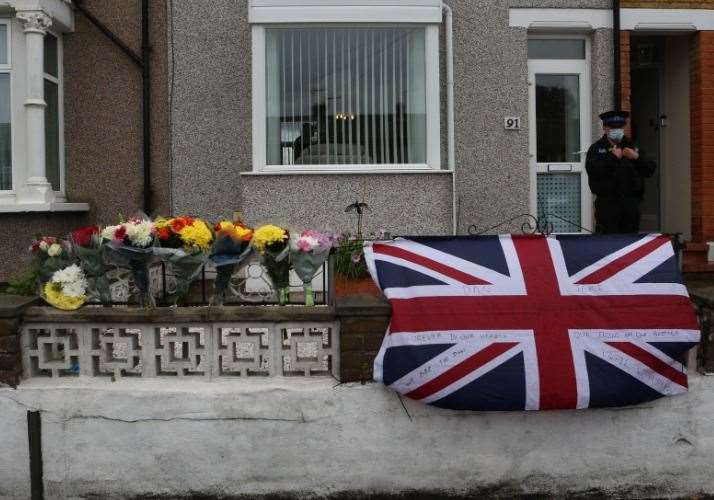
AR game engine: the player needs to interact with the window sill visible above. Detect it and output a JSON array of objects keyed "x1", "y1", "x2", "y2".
[
  {"x1": 241, "y1": 169, "x2": 455, "y2": 176},
  {"x1": 0, "y1": 202, "x2": 90, "y2": 213}
]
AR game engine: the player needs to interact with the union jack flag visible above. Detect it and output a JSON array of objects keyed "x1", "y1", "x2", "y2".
[{"x1": 363, "y1": 234, "x2": 700, "y2": 411}]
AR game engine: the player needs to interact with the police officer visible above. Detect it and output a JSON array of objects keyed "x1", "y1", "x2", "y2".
[{"x1": 586, "y1": 110, "x2": 656, "y2": 234}]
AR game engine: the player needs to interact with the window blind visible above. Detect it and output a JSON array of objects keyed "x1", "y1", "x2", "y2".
[{"x1": 265, "y1": 27, "x2": 427, "y2": 167}]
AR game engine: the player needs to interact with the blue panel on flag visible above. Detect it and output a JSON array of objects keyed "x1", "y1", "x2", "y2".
[
  {"x1": 430, "y1": 353, "x2": 526, "y2": 411},
  {"x1": 585, "y1": 352, "x2": 663, "y2": 408},
  {"x1": 410, "y1": 236, "x2": 510, "y2": 276},
  {"x1": 376, "y1": 261, "x2": 448, "y2": 288},
  {"x1": 648, "y1": 342, "x2": 697, "y2": 364},
  {"x1": 634, "y1": 256, "x2": 682, "y2": 284},
  {"x1": 557, "y1": 234, "x2": 646, "y2": 275},
  {"x1": 382, "y1": 344, "x2": 455, "y2": 386}
]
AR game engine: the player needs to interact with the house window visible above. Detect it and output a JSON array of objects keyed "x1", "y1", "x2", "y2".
[
  {"x1": 253, "y1": 24, "x2": 440, "y2": 172},
  {"x1": 0, "y1": 23, "x2": 11, "y2": 191},
  {"x1": 43, "y1": 32, "x2": 62, "y2": 192}
]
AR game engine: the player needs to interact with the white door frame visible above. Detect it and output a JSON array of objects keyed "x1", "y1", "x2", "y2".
[{"x1": 527, "y1": 34, "x2": 593, "y2": 233}]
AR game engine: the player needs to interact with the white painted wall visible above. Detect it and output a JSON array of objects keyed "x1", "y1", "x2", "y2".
[{"x1": 2, "y1": 377, "x2": 714, "y2": 499}]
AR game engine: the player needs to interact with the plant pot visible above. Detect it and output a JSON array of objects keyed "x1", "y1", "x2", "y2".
[{"x1": 334, "y1": 275, "x2": 382, "y2": 299}]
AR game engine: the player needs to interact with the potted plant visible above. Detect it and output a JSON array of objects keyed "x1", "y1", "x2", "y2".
[{"x1": 333, "y1": 234, "x2": 381, "y2": 299}]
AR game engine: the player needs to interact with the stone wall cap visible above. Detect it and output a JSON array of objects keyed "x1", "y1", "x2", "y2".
[
  {"x1": 0, "y1": 295, "x2": 41, "y2": 318},
  {"x1": 336, "y1": 294, "x2": 391, "y2": 316},
  {"x1": 22, "y1": 305, "x2": 337, "y2": 323}
]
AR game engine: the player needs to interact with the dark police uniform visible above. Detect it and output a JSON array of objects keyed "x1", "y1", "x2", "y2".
[{"x1": 585, "y1": 112, "x2": 656, "y2": 234}]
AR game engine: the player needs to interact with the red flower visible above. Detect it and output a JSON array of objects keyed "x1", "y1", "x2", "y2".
[
  {"x1": 170, "y1": 216, "x2": 193, "y2": 233},
  {"x1": 114, "y1": 226, "x2": 127, "y2": 241},
  {"x1": 156, "y1": 227, "x2": 172, "y2": 240},
  {"x1": 71, "y1": 225, "x2": 99, "y2": 247}
]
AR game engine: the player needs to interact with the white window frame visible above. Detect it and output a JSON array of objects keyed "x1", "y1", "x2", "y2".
[
  {"x1": 0, "y1": 20, "x2": 13, "y2": 197},
  {"x1": 527, "y1": 33, "x2": 593, "y2": 233},
  {"x1": 251, "y1": 23, "x2": 441, "y2": 173},
  {"x1": 42, "y1": 28, "x2": 65, "y2": 199}
]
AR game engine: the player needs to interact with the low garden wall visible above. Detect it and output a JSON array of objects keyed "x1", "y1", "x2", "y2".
[{"x1": 1, "y1": 290, "x2": 714, "y2": 498}]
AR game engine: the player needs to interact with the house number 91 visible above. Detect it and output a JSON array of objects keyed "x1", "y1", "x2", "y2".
[{"x1": 504, "y1": 117, "x2": 521, "y2": 130}]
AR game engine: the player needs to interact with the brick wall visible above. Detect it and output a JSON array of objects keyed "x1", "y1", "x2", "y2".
[
  {"x1": 690, "y1": 31, "x2": 714, "y2": 243},
  {"x1": 623, "y1": 0, "x2": 714, "y2": 7},
  {"x1": 0, "y1": 296, "x2": 37, "y2": 388},
  {"x1": 336, "y1": 295, "x2": 390, "y2": 383}
]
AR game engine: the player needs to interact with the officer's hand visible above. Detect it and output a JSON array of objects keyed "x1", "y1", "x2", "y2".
[
  {"x1": 622, "y1": 147, "x2": 639, "y2": 160},
  {"x1": 611, "y1": 147, "x2": 623, "y2": 159}
]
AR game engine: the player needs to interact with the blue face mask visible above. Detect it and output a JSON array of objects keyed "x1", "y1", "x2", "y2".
[{"x1": 607, "y1": 128, "x2": 624, "y2": 143}]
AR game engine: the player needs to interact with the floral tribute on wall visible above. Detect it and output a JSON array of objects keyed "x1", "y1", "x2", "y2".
[
  {"x1": 101, "y1": 215, "x2": 157, "y2": 307},
  {"x1": 153, "y1": 216, "x2": 215, "y2": 304},
  {"x1": 210, "y1": 219, "x2": 254, "y2": 306},
  {"x1": 7, "y1": 211, "x2": 387, "y2": 310},
  {"x1": 251, "y1": 224, "x2": 291, "y2": 305},
  {"x1": 290, "y1": 230, "x2": 333, "y2": 306}
]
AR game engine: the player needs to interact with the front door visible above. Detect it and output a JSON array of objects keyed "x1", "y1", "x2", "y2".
[{"x1": 528, "y1": 37, "x2": 592, "y2": 233}]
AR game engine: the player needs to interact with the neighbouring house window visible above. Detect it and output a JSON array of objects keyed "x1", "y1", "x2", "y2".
[
  {"x1": 0, "y1": 23, "x2": 11, "y2": 191},
  {"x1": 261, "y1": 26, "x2": 435, "y2": 169},
  {"x1": 44, "y1": 32, "x2": 61, "y2": 192}
]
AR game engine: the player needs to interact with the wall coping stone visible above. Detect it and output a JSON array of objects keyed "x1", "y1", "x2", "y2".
[
  {"x1": 335, "y1": 294, "x2": 391, "y2": 317},
  {"x1": 0, "y1": 295, "x2": 40, "y2": 319},
  {"x1": 21, "y1": 305, "x2": 337, "y2": 323}
]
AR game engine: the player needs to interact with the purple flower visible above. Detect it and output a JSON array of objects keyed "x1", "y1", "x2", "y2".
[{"x1": 351, "y1": 252, "x2": 362, "y2": 263}]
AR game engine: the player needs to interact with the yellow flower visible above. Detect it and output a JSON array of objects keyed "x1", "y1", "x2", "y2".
[
  {"x1": 215, "y1": 221, "x2": 253, "y2": 242},
  {"x1": 43, "y1": 283, "x2": 86, "y2": 311},
  {"x1": 154, "y1": 217, "x2": 172, "y2": 230},
  {"x1": 179, "y1": 219, "x2": 214, "y2": 251},
  {"x1": 251, "y1": 224, "x2": 288, "y2": 253}
]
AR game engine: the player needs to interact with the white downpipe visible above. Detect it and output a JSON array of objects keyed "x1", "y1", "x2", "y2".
[{"x1": 443, "y1": 2, "x2": 456, "y2": 235}]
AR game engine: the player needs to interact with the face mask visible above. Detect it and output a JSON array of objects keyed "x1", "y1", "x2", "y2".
[{"x1": 607, "y1": 128, "x2": 624, "y2": 143}]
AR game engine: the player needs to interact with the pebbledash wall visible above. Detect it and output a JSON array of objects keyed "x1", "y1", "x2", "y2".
[
  {"x1": 0, "y1": 1, "x2": 171, "y2": 283},
  {"x1": 168, "y1": 0, "x2": 614, "y2": 236}
]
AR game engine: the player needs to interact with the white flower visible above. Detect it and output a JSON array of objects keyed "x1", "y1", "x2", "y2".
[
  {"x1": 125, "y1": 220, "x2": 153, "y2": 248},
  {"x1": 101, "y1": 225, "x2": 121, "y2": 241},
  {"x1": 39, "y1": 241, "x2": 49, "y2": 252},
  {"x1": 47, "y1": 243, "x2": 62, "y2": 257},
  {"x1": 50, "y1": 264, "x2": 88, "y2": 298}
]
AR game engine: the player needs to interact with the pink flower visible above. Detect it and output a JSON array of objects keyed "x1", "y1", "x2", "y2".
[{"x1": 297, "y1": 239, "x2": 313, "y2": 252}]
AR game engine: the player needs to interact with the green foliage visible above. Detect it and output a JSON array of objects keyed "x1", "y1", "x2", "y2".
[
  {"x1": 334, "y1": 236, "x2": 370, "y2": 280},
  {"x1": 4, "y1": 264, "x2": 41, "y2": 296}
]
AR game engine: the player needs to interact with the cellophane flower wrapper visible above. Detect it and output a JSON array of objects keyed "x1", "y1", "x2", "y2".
[
  {"x1": 103, "y1": 214, "x2": 156, "y2": 307},
  {"x1": 153, "y1": 247, "x2": 208, "y2": 303},
  {"x1": 290, "y1": 249, "x2": 330, "y2": 306},
  {"x1": 104, "y1": 242, "x2": 156, "y2": 306},
  {"x1": 263, "y1": 244, "x2": 291, "y2": 304},
  {"x1": 41, "y1": 264, "x2": 88, "y2": 311},
  {"x1": 70, "y1": 230, "x2": 112, "y2": 304},
  {"x1": 210, "y1": 236, "x2": 253, "y2": 306}
]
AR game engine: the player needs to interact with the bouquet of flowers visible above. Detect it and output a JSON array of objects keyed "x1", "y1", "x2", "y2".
[
  {"x1": 101, "y1": 215, "x2": 156, "y2": 306},
  {"x1": 290, "y1": 230, "x2": 332, "y2": 306},
  {"x1": 69, "y1": 225, "x2": 111, "y2": 303},
  {"x1": 41, "y1": 264, "x2": 88, "y2": 311},
  {"x1": 251, "y1": 224, "x2": 290, "y2": 305},
  {"x1": 29, "y1": 236, "x2": 70, "y2": 282},
  {"x1": 153, "y1": 216, "x2": 214, "y2": 303},
  {"x1": 210, "y1": 220, "x2": 254, "y2": 305}
]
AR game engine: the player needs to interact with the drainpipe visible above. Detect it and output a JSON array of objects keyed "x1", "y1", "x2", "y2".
[
  {"x1": 73, "y1": 0, "x2": 152, "y2": 214},
  {"x1": 443, "y1": 2, "x2": 456, "y2": 235},
  {"x1": 141, "y1": 0, "x2": 152, "y2": 214},
  {"x1": 613, "y1": 0, "x2": 622, "y2": 110}
]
